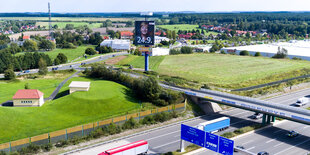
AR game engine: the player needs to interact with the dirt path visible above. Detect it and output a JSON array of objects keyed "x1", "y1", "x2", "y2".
[{"x1": 104, "y1": 55, "x2": 127, "y2": 65}]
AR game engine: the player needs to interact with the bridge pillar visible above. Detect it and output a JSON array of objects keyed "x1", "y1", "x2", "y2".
[
  {"x1": 262, "y1": 114, "x2": 267, "y2": 125},
  {"x1": 271, "y1": 116, "x2": 276, "y2": 122},
  {"x1": 267, "y1": 115, "x2": 271, "y2": 124}
]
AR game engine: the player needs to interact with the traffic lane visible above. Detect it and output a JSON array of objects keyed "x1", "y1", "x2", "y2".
[
  {"x1": 126, "y1": 109, "x2": 261, "y2": 153},
  {"x1": 234, "y1": 121, "x2": 310, "y2": 154}
]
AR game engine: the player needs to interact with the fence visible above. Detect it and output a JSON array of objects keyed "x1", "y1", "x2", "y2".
[{"x1": 0, "y1": 102, "x2": 186, "y2": 153}]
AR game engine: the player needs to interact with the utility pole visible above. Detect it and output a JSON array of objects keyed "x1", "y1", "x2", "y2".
[{"x1": 48, "y1": 2, "x2": 52, "y2": 39}]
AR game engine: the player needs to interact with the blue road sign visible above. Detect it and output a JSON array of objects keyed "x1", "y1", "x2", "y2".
[
  {"x1": 218, "y1": 136, "x2": 234, "y2": 155},
  {"x1": 181, "y1": 124, "x2": 205, "y2": 147},
  {"x1": 205, "y1": 132, "x2": 219, "y2": 152}
]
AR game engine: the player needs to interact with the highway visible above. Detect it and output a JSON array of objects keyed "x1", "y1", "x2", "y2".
[{"x1": 65, "y1": 87, "x2": 310, "y2": 155}]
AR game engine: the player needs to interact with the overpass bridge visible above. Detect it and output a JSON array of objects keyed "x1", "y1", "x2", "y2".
[{"x1": 160, "y1": 83, "x2": 310, "y2": 125}]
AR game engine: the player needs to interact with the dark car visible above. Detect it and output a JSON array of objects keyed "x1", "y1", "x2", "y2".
[
  {"x1": 112, "y1": 55, "x2": 115, "y2": 57},
  {"x1": 250, "y1": 112, "x2": 263, "y2": 119},
  {"x1": 257, "y1": 151, "x2": 269, "y2": 155},
  {"x1": 23, "y1": 70, "x2": 30, "y2": 73},
  {"x1": 234, "y1": 145, "x2": 245, "y2": 152},
  {"x1": 286, "y1": 130, "x2": 299, "y2": 137}
]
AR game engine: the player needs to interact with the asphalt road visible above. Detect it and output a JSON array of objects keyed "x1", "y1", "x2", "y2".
[
  {"x1": 66, "y1": 87, "x2": 310, "y2": 155},
  {"x1": 0, "y1": 52, "x2": 128, "y2": 78}
]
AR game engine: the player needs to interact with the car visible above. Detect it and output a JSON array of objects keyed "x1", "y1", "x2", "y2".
[
  {"x1": 234, "y1": 145, "x2": 245, "y2": 152},
  {"x1": 250, "y1": 112, "x2": 263, "y2": 119},
  {"x1": 294, "y1": 97, "x2": 308, "y2": 106},
  {"x1": 286, "y1": 130, "x2": 299, "y2": 137},
  {"x1": 112, "y1": 55, "x2": 115, "y2": 57},
  {"x1": 257, "y1": 151, "x2": 269, "y2": 155},
  {"x1": 23, "y1": 70, "x2": 30, "y2": 73}
]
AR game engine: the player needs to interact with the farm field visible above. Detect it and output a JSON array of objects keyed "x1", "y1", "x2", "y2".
[
  {"x1": 16, "y1": 45, "x2": 96, "y2": 62},
  {"x1": 0, "y1": 71, "x2": 73, "y2": 104},
  {"x1": 0, "y1": 17, "x2": 133, "y2": 22},
  {"x1": 117, "y1": 55, "x2": 165, "y2": 70},
  {"x1": 36, "y1": 22, "x2": 102, "y2": 29},
  {"x1": 118, "y1": 54, "x2": 310, "y2": 88},
  {"x1": 158, "y1": 24, "x2": 219, "y2": 35},
  {"x1": 0, "y1": 76, "x2": 143, "y2": 143}
]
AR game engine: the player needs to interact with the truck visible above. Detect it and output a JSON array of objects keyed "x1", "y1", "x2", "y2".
[
  {"x1": 98, "y1": 140, "x2": 148, "y2": 155},
  {"x1": 196, "y1": 117, "x2": 230, "y2": 133}
]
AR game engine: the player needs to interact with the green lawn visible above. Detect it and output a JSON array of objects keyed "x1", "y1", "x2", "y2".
[
  {"x1": 0, "y1": 71, "x2": 73, "y2": 104},
  {"x1": 118, "y1": 54, "x2": 310, "y2": 88},
  {"x1": 16, "y1": 45, "x2": 96, "y2": 62},
  {"x1": 117, "y1": 55, "x2": 165, "y2": 70},
  {"x1": 36, "y1": 22, "x2": 102, "y2": 29},
  {"x1": 0, "y1": 76, "x2": 142, "y2": 143}
]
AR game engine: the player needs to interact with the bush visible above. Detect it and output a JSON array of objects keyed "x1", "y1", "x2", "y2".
[
  {"x1": 4, "y1": 68, "x2": 15, "y2": 80},
  {"x1": 221, "y1": 132, "x2": 236, "y2": 138},
  {"x1": 169, "y1": 49, "x2": 181, "y2": 55},
  {"x1": 239, "y1": 50, "x2": 249, "y2": 56},
  {"x1": 254, "y1": 52, "x2": 261, "y2": 57},
  {"x1": 153, "y1": 112, "x2": 171, "y2": 123},
  {"x1": 18, "y1": 144, "x2": 40, "y2": 154},
  {"x1": 85, "y1": 47, "x2": 96, "y2": 55},
  {"x1": 106, "y1": 123, "x2": 122, "y2": 135},
  {"x1": 292, "y1": 57, "x2": 302, "y2": 60},
  {"x1": 55, "y1": 140, "x2": 69, "y2": 148},
  {"x1": 0, "y1": 151, "x2": 6, "y2": 155},
  {"x1": 69, "y1": 136, "x2": 81, "y2": 145},
  {"x1": 41, "y1": 143, "x2": 53, "y2": 152},
  {"x1": 153, "y1": 99, "x2": 168, "y2": 106},
  {"x1": 180, "y1": 46, "x2": 193, "y2": 54},
  {"x1": 220, "y1": 50, "x2": 226, "y2": 54},
  {"x1": 122, "y1": 117, "x2": 139, "y2": 130},
  {"x1": 140, "y1": 115, "x2": 156, "y2": 125}
]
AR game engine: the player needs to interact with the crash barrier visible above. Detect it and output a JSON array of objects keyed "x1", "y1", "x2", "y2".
[{"x1": 0, "y1": 102, "x2": 185, "y2": 153}]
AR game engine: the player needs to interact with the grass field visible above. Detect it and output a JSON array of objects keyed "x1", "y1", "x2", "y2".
[
  {"x1": 36, "y1": 22, "x2": 102, "y2": 29},
  {"x1": 0, "y1": 76, "x2": 143, "y2": 143},
  {"x1": 158, "y1": 24, "x2": 200, "y2": 31},
  {"x1": 16, "y1": 45, "x2": 96, "y2": 62},
  {"x1": 118, "y1": 54, "x2": 310, "y2": 88},
  {"x1": 0, "y1": 71, "x2": 73, "y2": 104},
  {"x1": 0, "y1": 17, "x2": 133, "y2": 22},
  {"x1": 117, "y1": 55, "x2": 165, "y2": 70}
]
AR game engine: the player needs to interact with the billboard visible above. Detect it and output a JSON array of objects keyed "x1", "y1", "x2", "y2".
[{"x1": 135, "y1": 21, "x2": 155, "y2": 46}]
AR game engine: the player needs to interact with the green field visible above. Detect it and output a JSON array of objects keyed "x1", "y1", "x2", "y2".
[
  {"x1": 0, "y1": 17, "x2": 132, "y2": 22},
  {"x1": 0, "y1": 76, "x2": 143, "y2": 143},
  {"x1": 158, "y1": 24, "x2": 200, "y2": 31},
  {"x1": 117, "y1": 55, "x2": 165, "y2": 70},
  {"x1": 16, "y1": 45, "x2": 96, "y2": 62},
  {"x1": 118, "y1": 54, "x2": 310, "y2": 88},
  {"x1": 36, "y1": 22, "x2": 102, "y2": 29},
  {"x1": 0, "y1": 71, "x2": 73, "y2": 104}
]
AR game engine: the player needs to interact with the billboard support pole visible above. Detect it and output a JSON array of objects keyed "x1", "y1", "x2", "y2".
[
  {"x1": 145, "y1": 52, "x2": 149, "y2": 71},
  {"x1": 180, "y1": 139, "x2": 185, "y2": 152}
]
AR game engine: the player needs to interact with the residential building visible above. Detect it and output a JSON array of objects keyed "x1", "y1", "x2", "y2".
[
  {"x1": 12, "y1": 89, "x2": 44, "y2": 107},
  {"x1": 100, "y1": 39, "x2": 131, "y2": 51},
  {"x1": 155, "y1": 36, "x2": 170, "y2": 44},
  {"x1": 120, "y1": 31, "x2": 134, "y2": 39}
]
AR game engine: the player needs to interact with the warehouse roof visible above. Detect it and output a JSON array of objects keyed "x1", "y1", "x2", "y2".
[{"x1": 13, "y1": 89, "x2": 44, "y2": 99}]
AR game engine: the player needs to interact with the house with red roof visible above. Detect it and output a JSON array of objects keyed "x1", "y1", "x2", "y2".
[
  {"x1": 120, "y1": 31, "x2": 134, "y2": 39},
  {"x1": 12, "y1": 89, "x2": 44, "y2": 107},
  {"x1": 23, "y1": 35, "x2": 30, "y2": 40}
]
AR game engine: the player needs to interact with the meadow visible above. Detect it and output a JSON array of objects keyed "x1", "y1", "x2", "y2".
[
  {"x1": 117, "y1": 54, "x2": 310, "y2": 88},
  {"x1": 0, "y1": 17, "x2": 132, "y2": 22},
  {"x1": 158, "y1": 24, "x2": 219, "y2": 35},
  {"x1": 0, "y1": 76, "x2": 143, "y2": 143},
  {"x1": 117, "y1": 55, "x2": 165, "y2": 70},
  {"x1": 36, "y1": 22, "x2": 102, "y2": 29}
]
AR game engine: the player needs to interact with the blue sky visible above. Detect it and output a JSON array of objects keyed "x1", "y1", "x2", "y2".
[{"x1": 0, "y1": 0, "x2": 310, "y2": 13}]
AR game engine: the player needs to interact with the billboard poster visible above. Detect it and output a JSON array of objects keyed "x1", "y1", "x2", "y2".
[{"x1": 135, "y1": 21, "x2": 155, "y2": 46}]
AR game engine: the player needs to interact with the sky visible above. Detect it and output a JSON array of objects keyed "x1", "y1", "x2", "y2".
[{"x1": 1, "y1": 0, "x2": 310, "y2": 13}]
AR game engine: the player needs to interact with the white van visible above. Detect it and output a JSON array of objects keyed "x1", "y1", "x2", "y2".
[{"x1": 294, "y1": 97, "x2": 309, "y2": 106}]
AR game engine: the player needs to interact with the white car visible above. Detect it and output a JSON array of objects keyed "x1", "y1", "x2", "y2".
[{"x1": 294, "y1": 97, "x2": 309, "y2": 106}]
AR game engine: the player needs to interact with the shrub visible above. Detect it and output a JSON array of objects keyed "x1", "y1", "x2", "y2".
[
  {"x1": 106, "y1": 123, "x2": 122, "y2": 135},
  {"x1": 220, "y1": 50, "x2": 226, "y2": 54},
  {"x1": 140, "y1": 115, "x2": 156, "y2": 125},
  {"x1": 180, "y1": 46, "x2": 193, "y2": 54},
  {"x1": 292, "y1": 57, "x2": 302, "y2": 60},
  {"x1": 122, "y1": 117, "x2": 139, "y2": 130},
  {"x1": 153, "y1": 99, "x2": 168, "y2": 106},
  {"x1": 55, "y1": 140, "x2": 69, "y2": 148},
  {"x1": 41, "y1": 143, "x2": 53, "y2": 152},
  {"x1": 85, "y1": 47, "x2": 96, "y2": 55},
  {"x1": 239, "y1": 50, "x2": 249, "y2": 56},
  {"x1": 169, "y1": 49, "x2": 181, "y2": 55},
  {"x1": 254, "y1": 52, "x2": 261, "y2": 57},
  {"x1": 4, "y1": 68, "x2": 15, "y2": 80},
  {"x1": 221, "y1": 132, "x2": 236, "y2": 138},
  {"x1": 69, "y1": 136, "x2": 81, "y2": 145},
  {"x1": 0, "y1": 151, "x2": 6, "y2": 155},
  {"x1": 18, "y1": 144, "x2": 40, "y2": 154},
  {"x1": 153, "y1": 112, "x2": 171, "y2": 122}
]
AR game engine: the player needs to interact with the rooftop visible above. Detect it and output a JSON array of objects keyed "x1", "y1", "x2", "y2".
[
  {"x1": 69, "y1": 81, "x2": 91, "y2": 88},
  {"x1": 13, "y1": 89, "x2": 44, "y2": 99}
]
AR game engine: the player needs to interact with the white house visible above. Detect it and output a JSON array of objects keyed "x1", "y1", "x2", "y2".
[{"x1": 69, "y1": 81, "x2": 91, "y2": 94}]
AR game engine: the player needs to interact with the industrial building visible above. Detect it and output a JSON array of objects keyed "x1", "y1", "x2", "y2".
[
  {"x1": 69, "y1": 81, "x2": 91, "y2": 94},
  {"x1": 155, "y1": 36, "x2": 170, "y2": 44},
  {"x1": 221, "y1": 40, "x2": 310, "y2": 61},
  {"x1": 141, "y1": 48, "x2": 170, "y2": 56},
  {"x1": 12, "y1": 89, "x2": 44, "y2": 107},
  {"x1": 100, "y1": 39, "x2": 131, "y2": 51}
]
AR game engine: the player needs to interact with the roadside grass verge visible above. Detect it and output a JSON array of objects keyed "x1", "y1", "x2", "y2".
[{"x1": 117, "y1": 55, "x2": 165, "y2": 70}]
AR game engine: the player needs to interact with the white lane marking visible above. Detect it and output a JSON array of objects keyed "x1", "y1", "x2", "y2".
[
  {"x1": 145, "y1": 130, "x2": 180, "y2": 141},
  {"x1": 231, "y1": 111, "x2": 249, "y2": 117},
  {"x1": 152, "y1": 139, "x2": 180, "y2": 149},
  {"x1": 273, "y1": 130, "x2": 283, "y2": 134},
  {"x1": 242, "y1": 140, "x2": 254, "y2": 145},
  {"x1": 274, "y1": 142, "x2": 284, "y2": 147},
  {"x1": 274, "y1": 139, "x2": 310, "y2": 155},
  {"x1": 246, "y1": 146, "x2": 255, "y2": 151},
  {"x1": 303, "y1": 126, "x2": 310, "y2": 129},
  {"x1": 266, "y1": 138, "x2": 277, "y2": 143},
  {"x1": 174, "y1": 135, "x2": 180, "y2": 138}
]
